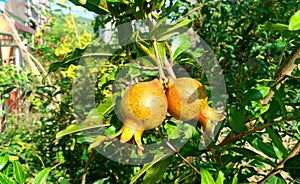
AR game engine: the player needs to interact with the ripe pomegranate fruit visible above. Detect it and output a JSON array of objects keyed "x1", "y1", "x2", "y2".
[
  {"x1": 114, "y1": 79, "x2": 168, "y2": 150},
  {"x1": 166, "y1": 77, "x2": 225, "y2": 140}
]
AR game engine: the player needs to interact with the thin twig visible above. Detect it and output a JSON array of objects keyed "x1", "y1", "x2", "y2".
[
  {"x1": 217, "y1": 122, "x2": 280, "y2": 147},
  {"x1": 259, "y1": 141, "x2": 300, "y2": 184},
  {"x1": 70, "y1": 12, "x2": 82, "y2": 48},
  {"x1": 147, "y1": 13, "x2": 166, "y2": 81},
  {"x1": 81, "y1": 148, "x2": 96, "y2": 184},
  {"x1": 50, "y1": 162, "x2": 63, "y2": 171},
  {"x1": 164, "y1": 42, "x2": 177, "y2": 78},
  {"x1": 156, "y1": 128, "x2": 201, "y2": 175}
]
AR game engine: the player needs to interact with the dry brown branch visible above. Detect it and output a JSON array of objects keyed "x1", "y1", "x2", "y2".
[
  {"x1": 260, "y1": 44, "x2": 300, "y2": 104},
  {"x1": 81, "y1": 149, "x2": 96, "y2": 184},
  {"x1": 259, "y1": 141, "x2": 300, "y2": 183}
]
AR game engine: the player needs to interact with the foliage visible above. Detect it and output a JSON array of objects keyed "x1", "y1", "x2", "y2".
[{"x1": 0, "y1": 0, "x2": 300, "y2": 183}]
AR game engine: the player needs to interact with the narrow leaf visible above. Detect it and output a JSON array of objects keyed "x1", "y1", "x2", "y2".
[
  {"x1": 232, "y1": 173, "x2": 238, "y2": 184},
  {"x1": 56, "y1": 123, "x2": 109, "y2": 140},
  {"x1": 229, "y1": 148, "x2": 276, "y2": 167},
  {"x1": 216, "y1": 171, "x2": 225, "y2": 184},
  {"x1": 143, "y1": 156, "x2": 172, "y2": 184},
  {"x1": 200, "y1": 168, "x2": 216, "y2": 184},
  {"x1": 129, "y1": 152, "x2": 173, "y2": 184},
  {"x1": 266, "y1": 128, "x2": 288, "y2": 158},
  {"x1": 32, "y1": 168, "x2": 50, "y2": 184},
  {"x1": 13, "y1": 161, "x2": 26, "y2": 184},
  {"x1": 255, "y1": 138, "x2": 277, "y2": 159},
  {"x1": 0, "y1": 154, "x2": 9, "y2": 170},
  {"x1": 0, "y1": 172, "x2": 17, "y2": 184},
  {"x1": 152, "y1": 19, "x2": 192, "y2": 41}
]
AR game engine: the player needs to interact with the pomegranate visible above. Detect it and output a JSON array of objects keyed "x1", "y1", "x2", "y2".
[
  {"x1": 114, "y1": 79, "x2": 168, "y2": 149},
  {"x1": 166, "y1": 77, "x2": 225, "y2": 139}
]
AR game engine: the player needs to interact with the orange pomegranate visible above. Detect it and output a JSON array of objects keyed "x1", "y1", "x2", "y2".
[
  {"x1": 166, "y1": 77, "x2": 225, "y2": 139},
  {"x1": 114, "y1": 79, "x2": 168, "y2": 150}
]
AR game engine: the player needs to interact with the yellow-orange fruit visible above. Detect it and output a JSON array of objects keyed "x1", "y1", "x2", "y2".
[
  {"x1": 116, "y1": 79, "x2": 168, "y2": 148},
  {"x1": 166, "y1": 77, "x2": 225, "y2": 139}
]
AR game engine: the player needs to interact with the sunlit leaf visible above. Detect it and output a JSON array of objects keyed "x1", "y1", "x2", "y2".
[
  {"x1": 244, "y1": 86, "x2": 270, "y2": 101},
  {"x1": 0, "y1": 154, "x2": 9, "y2": 171},
  {"x1": 200, "y1": 168, "x2": 216, "y2": 184},
  {"x1": 289, "y1": 10, "x2": 300, "y2": 31},
  {"x1": 0, "y1": 172, "x2": 17, "y2": 184},
  {"x1": 13, "y1": 161, "x2": 26, "y2": 184},
  {"x1": 232, "y1": 173, "x2": 238, "y2": 184},
  {"x1": 171, "y1": 34, "x2": 191, "y2": 60},
  {"x1": 32, "y1": 168, "x2": 50, "y2": 184},
  {"x1": 216, "y1": 171, "x2": 225, "y2": 184},
  {"x1": 265, "y1": 175, "x2": 286, "y2": 184},
  {"x1": 257, "y1": 22, "x2": 288, "y2": 32},
  {"x1": 58, "y1": 177, "x2": 70, "y2": 184}
]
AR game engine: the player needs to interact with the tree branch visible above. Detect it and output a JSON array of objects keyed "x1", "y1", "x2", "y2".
[
  {"x1": 156, "y1": 128, "x2": 201, "y2": 175},
  {"x1": 81, "y1": 148, "x2": 96, "y2": 184},
  {"x1": 259, "y1": 141, "x2": 300, "y2": 183},
  {"x1": 261, "y1": 44, "x2": 300, "y2": 104}
]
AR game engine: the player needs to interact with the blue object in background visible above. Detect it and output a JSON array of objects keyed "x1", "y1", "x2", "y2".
[{"x1": 0, "y1": 0, "x2": 6, "y2": 13}]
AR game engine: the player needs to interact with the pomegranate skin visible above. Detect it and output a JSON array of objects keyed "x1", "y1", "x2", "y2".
[
  {"x1": 166, "y1": 77, "x2": 225, "y2": 140},
  {"x1": 116, "y1": 78, "x2": 168, "y2": 149},
  {"x1": 120, "y1": 78, "x2": 168, "y2": 130},
  {"x1": 166, "y1": 77, "x2": 207, "y2": 121}
]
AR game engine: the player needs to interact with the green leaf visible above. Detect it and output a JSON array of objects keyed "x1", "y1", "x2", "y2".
[
  {"x1": 156, "y1": 42, "x2": 167, "y2": 62},
  {"x1": 257, "y1": 22, "x2": 288, "y2": 32},
  {"x1": 232, "y1": 173, "x2": 238, "y2": 184},
  {"x1": 266, "y1": 128, "x2": 288, "y2": 158},
  {"x1": 229, "y1": 108, "x2": 246, "y2": 133},
  {"x1": 56, "y1": 121, "x2": 109, "y2": 140},
  {"x1": 135, "y1": 41, "x2": 153, "y2": 57},
  {"x1": 0, "y1": 154, "x2": 9, "y2": 171},
  {"x1": 200, "y1": 168, "x2": 216, "y2": 184},
  {"x1": 244, "y1": 86, "x2": 270, "y2": 101},
  {"x1": 0, "y1": 172, "x2": 17, "y2": 184},
  {"x1": 283, "y1": 154, "x2": 300, "y2": 182},
  {"x1": 129, "y1": 152, "x2": 173, "y2": 184},
  {"x1": 69, "y1": 0, "x2": 109, "y2": 14},
  {"x1": 93, "y1": 178, "x2": 109, "y2": 184},
  {"x1": 253, "y1": 138, "x2": 277, "y2": 159},
  {"x1": 216, "y1": 171, "x2": 225, "y2": 184},
  {"x1": 32, "y1": 168, "x2": 50, "y2": 184},
  {"x1": 265, "y1": 175, "x2": 286, "y2": 184},
  {"x1": 143, "y1": 156, "x2": 172, "y2": 184},
  {"x1": 171, "y1": 34, "x2": 191, "y2": 60},
  {"x1": 229, "y1": 148, "x2": 276, "y2": 167},
  {"x1": 289, "y1": 10, "x2": 300, "y2": 31},
  {"x1": 58, "y1": 177, "x2": 70, "y2": 184},
  {"x1": 151, "y1": 19, "x2": 192, "y2": 41},
  {"x1": 13, "y1": 161, "x2": 26, "y2": 184}
]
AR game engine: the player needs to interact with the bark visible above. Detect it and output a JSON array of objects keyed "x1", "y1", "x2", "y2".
[{"x1": 260, "y1": 44, "x2": 300, "y2": 104}]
